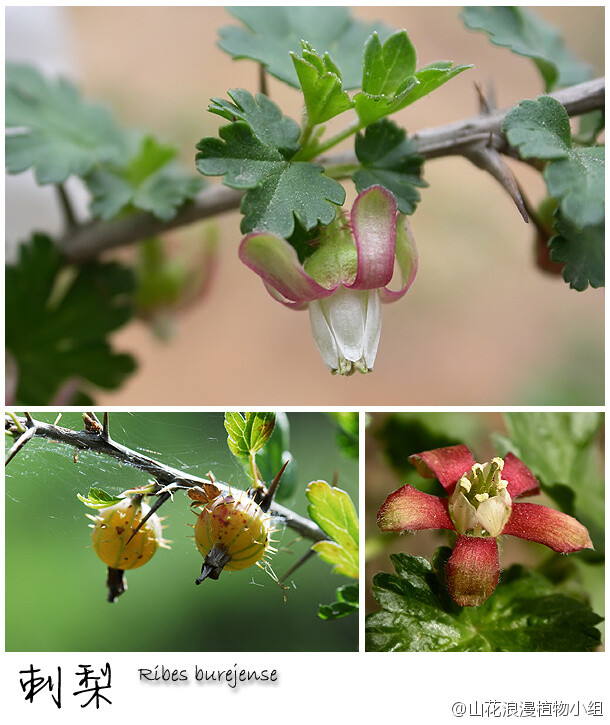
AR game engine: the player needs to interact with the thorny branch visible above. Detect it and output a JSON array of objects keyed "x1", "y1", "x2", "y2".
[
  {"x1": 4, "y1": 413, "x2": 328, "y2": 543},
  {"x1": 56, "y1": 77, "x2": 604, "y2": 263}
]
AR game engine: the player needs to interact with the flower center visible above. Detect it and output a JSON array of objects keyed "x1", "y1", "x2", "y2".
[{"x1": 448, "y1": 457, "x2": 512, "y2": 537}]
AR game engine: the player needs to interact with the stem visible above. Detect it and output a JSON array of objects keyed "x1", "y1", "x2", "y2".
[
  {"x1": 54, "y1": 77, "x2": 604, "y2": 263},
  {"x1": 298, "y1": 119, "x2": 363, "y2": 161},
  {"x1": 6, "y1": 411, "x2": 24, "y2": 434},
  {"x1": 55, "y1": 184, "x2": 77, "y2": 230},
  {"x1": 5, "y1": 413, "x2": 328, "y2": 543},
  {"x1": 323, "y1": 163, "x2": 360, "y2": 180}
]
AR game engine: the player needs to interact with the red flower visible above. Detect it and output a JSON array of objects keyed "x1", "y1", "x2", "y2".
[{"x1": 377, "y1": 444, "x2": 593, "y2": 607}]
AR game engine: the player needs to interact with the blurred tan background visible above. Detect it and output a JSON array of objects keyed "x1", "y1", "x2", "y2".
[{"x1": 6, "y1": 6, "x2": 605, "y2": 405}]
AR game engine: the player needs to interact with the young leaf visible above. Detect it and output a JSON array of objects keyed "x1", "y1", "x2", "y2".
[
  {"x1": 408, "y1": 61, "x2": 474, "y2": 105},
  {"x1": 224, "y1": 412, "x2": 276, "y2": 460},
  {"x1": 461, "y1": 6, "x2": 592, "y2": 91},
  {"x1": 354, "y1": 32, "x2": 418, "y2": 126},
  {"x1": 291, "y1": 42, "x2": 354, "y2": 125},
  {"x1": 366, "y1": 551, "x2": 602, "y2": 652},
  {"x1": 218, "y1": 6, "x2": 392, "y2": 89},
  {"x1": 504, "y1": 97, "x2": 605, "y2": 230},
  {"x1": 86, "y1": 135, "x2": 203, "y2": 221},
  {"x1": 5, "y1": 63, "x2": 127, "y2": 184},
  {"x1": 353, "y1": 119, "x2": 426, "y2": 214},
  {"x1": 196, "y1": 122, "x2": 344, "y2": 236},
  {"x1": 78, "y1": 487, "x2": 125, "y2": 509},
  {"x1": 549, "y1": 214, "x2": 604, "y2": 291},
  {"x1": 318, "y1": 582, "x2": 359, "y2": 620},
  {"x1": 307, "y1": 480, "x2": 358, "y2": 579},
  {"x1": 5, "y1": 235, "x2": 136, "y2": 404},
  {"x1": 354, "y1": 32, "x2": 471, "y2": 126},
  {"x1": 208, "y1": 89, "x2": 300, "y2": 158}
]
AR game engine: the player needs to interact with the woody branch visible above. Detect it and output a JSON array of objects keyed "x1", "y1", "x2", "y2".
[
  {"x1": 4, "y1": 413, "x2": 327, "y2": 543},
  {"x1": 56, "y1": 77, "x2": 604, "y2": 263}
]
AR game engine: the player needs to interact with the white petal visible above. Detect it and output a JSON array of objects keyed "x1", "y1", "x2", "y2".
[
  {"x1": 324, "y1": 286, "x2": 365, "y2": 362},
  {"x1": 309, "y1": 300, "x2": 339, "y2": 371},
  {"x1": 363, "y1": 289, "x2": 381, "y2": 369},
  {"x1": 477, "y1": 489, "x2": 512, "y2": 537},
  {"x1": 450, "y1": 490, "x2": 479, "y2": 534}
]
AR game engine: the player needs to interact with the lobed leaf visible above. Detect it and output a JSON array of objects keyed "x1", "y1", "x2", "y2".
[
  {"x1": 461, "y1": 6, "x2": 592, "y2": 91},
  {"x1": 307, "y1": 480, "x2": 358, "y2": 579},
  {"x1": 366, "y1": 550, "x2": 602, "y2": 652},
  {"x1": 87, "y1": 135, "x2": 203, "y2": 221},
  {"x1": 224, "y1": 412, "x2": 276, "y2": 460},
  {"x1": 218, "y1": 6, "x2": 392, "y2": 89},
  {"x1": 196, "y1": 122, "x2": 344, "y2": 236},
  {"x1": 504, "y1": 96, "x2": 605, "y2": 284},
  {"x1": 354, "y1": 32, "x2": 471, "y2": 126},
  {"x1": 353, "y1": 119, "x2": 427, "y2": 214},
  {"x1": 549, "y1": 214, "x2": 604, "y2": 291},
  {"x1": 5, "y1": 235, "x2": 136, "y2": 404},
  {"x1": 291, "y1": 42, "x2": 354, "y2": 125},
  {"x1": 208, "y1": 89, "x2": 300, "y2": 158},
  {"x1": 5, "y1": 62, "x2": 128, "y2": 184}
]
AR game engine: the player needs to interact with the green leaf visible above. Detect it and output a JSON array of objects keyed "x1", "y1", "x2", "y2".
[
  {"x1": 86, "y1": 135, "x2": 203, "y2": 221},
  {"x1": 408, "y1": 61, "x2": 474, "y2": 105},
  {"x1": 77, "y1": 487, "x2": 125, "y2": 509},
  {"x1": 504, "y1": 96, "x2": 572, "y2": 159},
  {"x1": 307, "y1": 480, "x2": 358, "y2": 579},
  {"x1": 549, "y1": 213, "x2": 604, "y2": 291},
  {"x1": 461, "y1": 6, "x2": 592, "y2": 91},
  {"x1": 354, "y1": 33, "x2": 471, "y2": 126},
  {"x1": 253, "y1": 412, "x2": 297, "y2": 502},
  {"x1": 196, "y1": 122, "x2": 344, "y2": 236},
  {"x1": 494, "y1": 412, "x2": 604, "y2": 557},
  {"x1": 361, "y1": 31, "x2": 417, "y2": 96},
  {"x1": 5, "y1": 235, "x2": 137, "y2": 404},
  {"x1": 218, "y1": 6, "x2": 393, "y2": 89},
  {"x1": 366, "y1": 551, "x2": 602, "y2": 652},
  {"x1": 353, "y1": 119, "x2": 427, "y2": 214},
  {"x1": 544, "y1": 146, "x2": 605, "y2": 229},
  {"x1": 318, "y1": 583, "x2": 359, "y2": 620},
  {"x1": 5, "y1": 62, "x2": 128, "y2": 184},
  {"x1": 224, "y1": 412, "x2": 276, "y2": 460},
  {"x1": 291, "y1": 42, "x2": 354, "y2": 125},
  {"x1": 504, "y1": 97, "x2": 605, "y2": 233},
  {"x1": 208, "y1": 89, "x2": 300, "y2": 158},
  {"x1": 328, "y1": 412, "x2": 359, "y2": 460}
]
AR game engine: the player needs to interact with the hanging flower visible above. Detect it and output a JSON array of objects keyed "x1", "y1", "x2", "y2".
[
  {"x1": 239, "y1": 185, "x2": 417, "y2": 375},
  {"x1": 377, "y1": 444, "x2": 593, "y2": 607}
]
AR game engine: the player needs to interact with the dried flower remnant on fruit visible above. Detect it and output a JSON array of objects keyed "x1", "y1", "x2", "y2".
[
  {"x1": 378, "y1": 445, "x2": 593, "y2": 607},
  {"x1": 240, "y1": 185, "x2": 417, "y2": 375}
]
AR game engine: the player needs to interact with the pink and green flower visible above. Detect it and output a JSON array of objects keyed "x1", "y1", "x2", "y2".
[
  {"x1": 239, "y1": 185, "x2": 417, "y2": 376},
  {"x1": 377, "y1": 444, "x2": 593, "y2": 607}
]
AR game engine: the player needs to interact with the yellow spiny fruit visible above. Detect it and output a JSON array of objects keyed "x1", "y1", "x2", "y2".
[
  {"x1": 194, "y1": 490, "x2": 272, "y2": 573},
  {"x1": 91, "y1": 497, "x2": 164, "y2": 570}
]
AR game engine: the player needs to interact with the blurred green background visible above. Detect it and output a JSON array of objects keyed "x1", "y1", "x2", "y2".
[{"x1": 5, "y1": 411, "x2": 358, "y2": 651}]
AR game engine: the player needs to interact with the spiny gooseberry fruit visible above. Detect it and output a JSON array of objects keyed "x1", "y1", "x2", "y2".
[
  {"x1": 90, "y1": 496, "x2": 166, "y2": 570},
  {"x1": 88, "y1": 495, "x2": 169, "y2": 602},
  {"x1": 193, "y1": 489, "x2": 276, "y2": 583}
]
